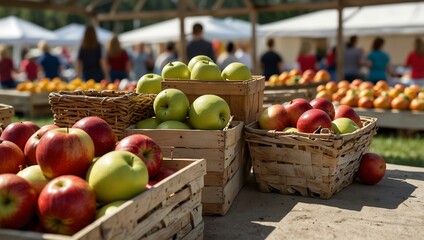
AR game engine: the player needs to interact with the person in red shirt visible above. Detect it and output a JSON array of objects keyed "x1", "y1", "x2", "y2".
[
  {"x1": 20, "y1": 52, "x2": 38, "y2": 81},
  {"x1": 105, "y1": 35, "x2": 131, "y2": 81},
  {"x1": 405, "y1": 38, "x2": 424, "y2": 80},
  {"x1": 297, "y1": 41, "x2": 317, "y2": 73},
  {"x1": 0, "y1": 45, "x2": 17, "y2": 89}
]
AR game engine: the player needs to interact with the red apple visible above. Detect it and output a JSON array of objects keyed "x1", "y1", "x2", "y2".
[
  {"x1": 37, "y1": 175, "x2": 96, "y2": 235},
  {"x1": 72, "y1": 116, "x2": 118, "y2": 157},
  {"x1": 1, "y1": 121, "x2": 39, "y2": 152},
  {"x1": 154, "y1": 167, "x2": 177, "y2": 182},
  {"x1": 310, "y1": 97, "x2": 335, "y2": 120},
  {"x1": 24, "y1": 124, "x2": 59, "y2": 166},
  {"x1": 0, "y1": 139, "x2": 26, "y2": 174},
  {"x1": 302, "y1": 69, "x2": 316, "y2": 80},
  {"x1": 357, "y1": 153, "x2": 386, "y2": 185},
  {"x1": 283, "y1": 98, "x2": 313, "y2": 127},
  {"x1": 258, "y1": 104, "x2": 289, "y2": 130},
  {"x1": 296, "y1": 109, "x2": 332, "y2": 133},
  {"x1": 36, "y1": 128, "x2": 95, "y2": 179},
  {"x1": 115, "y1": 134, "x2": 163, "y2": 178},
  {"x1": 0, "y1": 174, "x2": 38, "y2": 229},
  {"x1": 334, "y1": 105, "x2": 362, "y2": 128},
  {"x1": 23, "y1": 121, "x2": 41, "y2": 132}
]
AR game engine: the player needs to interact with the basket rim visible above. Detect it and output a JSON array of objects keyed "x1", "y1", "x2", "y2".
[{"x1": 163, "y1": 75, "x2": 265, "y2": 84}]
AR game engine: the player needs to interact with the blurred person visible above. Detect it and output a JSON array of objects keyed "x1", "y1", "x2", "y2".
[
  {"x1": 20, "y1": 51, "x2": 38, "y2": 81},
  {"x1": 297, "y1": 41, "x2": 317, "y2": 72},
  {"x1": 235, "y1": 42, "x2": 253, "y2": 70},
  {"x1": 105, "y1": 35, "x2": 131, "y2": 81},
  {"x1": 405, "y1": 38, "x2": 424, "y2": 84},
  {"x1": 130, "y1": 42, "x2": 152, "y2": 80},
  {"x1": 217, "y1": 41, "x2": 238, "y2": 70},
  {"x1": 366, "y1": 37, "x2": 391, "y2": 83},
  {"x1": 154, "y1": 41, "x2": 178, "y2": 75},
  {"x1": 37, "y1": 40, "x2": 61, "y2": 79},
  {"x1": 186, "y1": 23, "x2": 215, "y2": 61},
  {"x1": 76, "y1": 25, "x2": 108, "y2": 82},
  {"x1": 326, "y1": 46, "x2": 336, "y2": 81},
  {"x1": 0, "y1": 45, "x2": 17, "y2": 89},
  {"x1": 260, "y1": 38, "x2": 283, "y2": 80},
  {"x1": 344, "y1": 36, "x2": 365, "y2": 81}
]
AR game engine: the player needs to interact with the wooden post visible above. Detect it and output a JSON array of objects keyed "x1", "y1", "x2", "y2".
[
  {"x1": 178, "y1": 0, "x2": 187, "y2": 63},
  {"x1": 336, "y1": 0, "x2": 344, "y2": 82},
  {"x1": 250, "y1": 11, "x2": 259, "y2": 75}
]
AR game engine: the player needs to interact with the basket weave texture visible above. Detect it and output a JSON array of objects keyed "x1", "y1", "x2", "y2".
[
  {"x1": 49, "y1": 90, "x2": 155, "y2": 140},
  {"x1": 0, "y1": 103, "x2": 14, "y2": 129},
  {"x1": 245, "y1": 116, "x2": 377, "y2": 199}
]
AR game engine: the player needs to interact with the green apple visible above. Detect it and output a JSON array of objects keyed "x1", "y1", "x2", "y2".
[
  {"x1": 95, "y1": 200, "x2": 126, "y2": 219},
  {"x1": 17, "y1": 165, "x2": 50, "y2": 194},
  {"x1": 187, "y1": 55, "x2": 213, "y2": 72},
  {"x1": 190, "y1": 60, "x2": 223, "y2": 81},
  {"x1": 189, "y1": 94, "x2": 231, "y2": 130},
  {"x1": 283, "y1": 127, "x2": 298, "y2": 133},
  {"x1": 136, "y1": 117, "x2": 161, "y2": 129},
  {"x1": 86, "y1": 150, "x2": 149, "y2": 203},
  {"x1": 156, "y1": 120, "x2": 191, "y2": 129},
  {"x1": 332, "y1": 117, "x2": 360, "y2": 134},
  {"x1": 161, "y1": 61, "x2": 190, "y2": 80},
  {"x1": 153, "y1": 88, "x2": 190, "y2": 122},
  {"x1": 136, "y1": 73, "x2": 163, "y2": 94},
  {"x1": 221, "y1": 62, "x2": 252, "y2": 81}
]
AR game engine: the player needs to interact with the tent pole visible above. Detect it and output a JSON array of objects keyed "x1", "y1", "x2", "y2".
[
  {"x1": 250, "y1": 10, "x2": 258, "y2": 75},
  {"x1": 178, "y1": 0, "x2": 187, "y2": 63},
  {"x1": 336, "y1": 0, "x2": 344, "y2": 82}
]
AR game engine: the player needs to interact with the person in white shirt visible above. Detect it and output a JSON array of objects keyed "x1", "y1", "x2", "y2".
[
  {"x1": 217, "y1": 41, "x2": 238, "y2": 70},
  {"x1": 235, "y1": 42, "x2": 253, "y2": 70}
]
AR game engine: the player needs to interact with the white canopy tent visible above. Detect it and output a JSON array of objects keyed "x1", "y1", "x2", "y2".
[
  {"x1": 119, "y1": 16, "x2": 256, "y2": 45},
  {"x1": 54, "y1": 23, "x2": 113, "y2": 45}
]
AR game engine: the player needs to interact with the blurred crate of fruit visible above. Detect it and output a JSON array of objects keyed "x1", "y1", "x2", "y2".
[{"x1": 0, "y1": 103, "x2": 14, "y2": 129}]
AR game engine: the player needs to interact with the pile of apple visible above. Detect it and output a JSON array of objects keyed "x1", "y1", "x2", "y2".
[
  {"x1": 0, "y1": 117, "x2": 174, "y2": 235},
  {"x1": 316, "y1": 79, "x2": 424, "y2": 111},
  {"x1": 259, "y1": 98, "x2": 363, "y2": 134},
  {"x1": 135, "y1": 88, "x2": 231, "y2": 130},
  {"x1": 267, "y1": 69, "x2": 331, "y2": 87}
]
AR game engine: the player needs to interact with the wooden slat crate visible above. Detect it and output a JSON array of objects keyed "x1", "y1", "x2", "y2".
[
  {"x1": 0, "y1": 103, "x2": 14, "y2": 128},
  {"x1": 125, "y1": 121, "x2": 249, "y2": 215},
  {"x1": 245, "y1": 116, "x2": 378, "y2": 199},
  {"x1": 263, "y1": 89, "x2": 313, "y2": 109},
  {"x1": 354, "y1": 108, "x2": 424, "y2": 130},
  {"x1": 0, "y1": 158, "x2": 206, "y2": 240},
  {"x1": 162, "y1": 76, "x2": 265, "y2": 124},
  {"x1": 0, "y1": 90, "x2": 51, "y2": 117}
]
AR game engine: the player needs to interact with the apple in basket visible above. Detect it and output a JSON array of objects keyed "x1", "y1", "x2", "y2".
[
  {"x1": 221, "y1": 62, "x2": 252, "y2": 81},
  {"x1": 334, "y1": 105, "x2": 362, "y2": 128},
  {"x1": 1, "y1": 121, "x2": 39, "y2": 152},
  {"x1": 190, "y1": 60, "x2": 223, "y2": 81},
  {"x1": 357, "y1": 153, "x2": 386, "y2": 185},
  {"x1": 258, "y1": 104, "x2": 289, "y2": 131},
  {"x1": 154, "y1": 88, "x2": 190, "y2": 122},
  {"x1": 24, "y1": 124, "x2": 59, "y2": 166},
  {"x1": 297, "y1": 109, "x2": 332, "y2": 133},
  {"x1": 161, "y1": 61, "x2": 190, "y2": 79},
  {"x1": 136, "y1": 117, "x2": 162, "y2": 129},
  {"x1": 136, "y1": 73, "x2": 163, "y2": 94},
  {"x1": 36, "y1": 128, "x2": 95, "y2": 179},
  {"x1": 37, "y1": 175, "x2": 97, "y2": 235},
  {"x1": 187, "y1": 55, "x2": 213, "y2": 72},
  {"x1": 189, "y1": 94, "x2": 231, "y2": 130},
  {"x1": 72, "y1": 116, "x2": 118, "y2": 157},
  {"x1": 283, "y1": 98, "x2": 313, "y2": 127},
  {"x1": 156, "y1": 120, "x2": 191, "y2": 129},
  {"x1": 115, "y1": 134, "x2": 163, "y2": 179},
  {"x1": 17, "y1": 165, "x2": 50, "y2": 195},
  {"x1": 332, "y1": 118, "x2": 360, "y2": 134},
  {"x1": 0, "y1": 174, "x2": 38, "y2": 229},
  {"x1": 0, "y1": 139, "x2": 26, "y2": 174},
  {"x1": 310, "y1": 97, "x2": 335, "y2": 120}
]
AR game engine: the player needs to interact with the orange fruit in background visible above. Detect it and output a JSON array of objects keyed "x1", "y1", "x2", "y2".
[
  {"x1": 373, "y1": 95, "x2": 391, "y2": 109},
  {"x1": 313, "y1": 69, "x2": 331, "y2": 82},
  {"x1": 358, "y1": 96, "x2": 374, "y2": 108},
  {"x1": 403, "y1": 87, "x2": 418, "y2": 100},
  {"x1": 374, "y1": 80, "x2": 389, "y2": 91},
  {"x1": 394, "y1": 83, "x2": 405, "y2": 91},
  {"x1": 359, "y1": 81, "x2": 374, "y2": 90},
  {"x1": 340, "y1": 95, "x2": 358, "y2": 107},
  {"x1": 332, "y1": 92, "x2": 345, "y2": 102},
  {"x1": 409, "y1": 84, "x2": 421, "y2": 93},
  {"x1": 350, "y1": 79, "x2": 363, "y2": 88},
  {"x1": 410, "y1": 98, "x2": 424, "y2": 111},
  {"x1": 359, "y1": 88, "x2": 375, "y2": 98},
  {"x1": 289, "y1": 69, "x2": 302, "y2": 76},
  {"x1": 337, "y1": 80, "x2": 350, "y2": 89},
  {"x1": 391, "y1": 94, "x2": 410, "y2": 110},
  {"x1": 316, "y1": 85, "x2": 326, "y2": 92},
  {"x1": 325, "y1": 81, "x2": 338, "y2": 93},
  {"x1": 268, "y1": 74, "x2": 279, "y2": 85},
  {"x1": 315, "y1": 90, "x2": 333, "y2": 101},
  {"x1": 388, "y1": 88, "x2": 401, "y2": 100}
]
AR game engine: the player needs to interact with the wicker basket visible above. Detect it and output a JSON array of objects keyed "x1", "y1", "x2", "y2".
[
  {"x1": 49, "y1": 90, "x2": 156, "y2": 140},
  {"x1": 0, "y1": 103, "x2": 14, "y2": 129},
  {"x1": 245, "y1": 116, "x2": 378, "y2": 199}
]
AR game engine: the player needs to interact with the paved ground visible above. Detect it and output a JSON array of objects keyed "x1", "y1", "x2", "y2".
[{"x1": 204, "y1": 164, "x2": 424, "y2": 240}]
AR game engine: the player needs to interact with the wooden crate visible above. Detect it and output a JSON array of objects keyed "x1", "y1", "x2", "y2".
[
  {"x1": 162, "y1": 76, "x2": 265, "y2": 124},
  {"x1": 263, "y1": 89, "x2": 313, "y2": 109},
  {"x1": 125, "y1": 121, "x2": 249, "y2": 215},
  {"x1": 245, "y1": 117, "x2": 378, "y2": 199},
  {"x1": 0, "y1": 103, "x2": 14, "y2": 128},
  {"x1": 0, "y1": 90, "x2": 51, "y2": 117},
  {"x1": 354, "y1": 108, "x2": 424, "y2": 130},
  {"x1": 0, "y1": 158, "x2": 206, "y2": 240}
]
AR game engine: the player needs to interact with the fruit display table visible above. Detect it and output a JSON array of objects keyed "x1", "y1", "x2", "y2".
[
  {"x1": 263, "y1": 82, "x2": 319, "y2": 107},
  {"x1": 0, "y1": 90, "x2": 51, "y2": 117},
  {"x1": 354, "y1": 108, "x2": 424, "y2": 130},
  {"x1": 204, "y1": 163, "x2": 424, "y2": 239}
]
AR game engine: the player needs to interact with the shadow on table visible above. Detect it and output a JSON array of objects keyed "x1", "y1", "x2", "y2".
[{"x1": 204, "y1": 168, "x2": 419, "y2": 240}]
